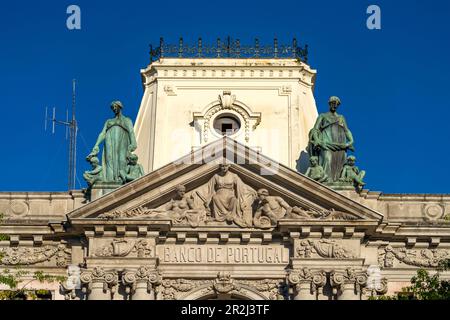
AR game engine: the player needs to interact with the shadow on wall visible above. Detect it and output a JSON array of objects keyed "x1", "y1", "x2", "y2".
[{"x1": 296, "y1": 151, "x2": 310, "y2": 174}]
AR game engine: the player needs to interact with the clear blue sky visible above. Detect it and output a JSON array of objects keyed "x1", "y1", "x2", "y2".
[{"x1": 0, "y1": 0, "x2": 449, "y2": 193}]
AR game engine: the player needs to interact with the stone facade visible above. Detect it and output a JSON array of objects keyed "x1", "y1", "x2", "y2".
[
  {"x1": 1, "y1": 138, "x2": 449, "y2": 300},
  {"x1": 1, "y1": 56, "x2": 449, "y2": 300}
]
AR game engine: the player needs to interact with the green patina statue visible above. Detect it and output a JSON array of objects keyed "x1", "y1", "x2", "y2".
[
  {"x1": 87, "y1": 101, "x2": 138, "y2": 183},
  {"x1": 119, "y1": 153, "x2": 145, "y2": 183},
  {"x1": 308, "y1": 96, "x2": 354, "y2": 182},
  {"x1": 83, "y1": 156, "x2": 103, "y2": 186},
  {"x1": 339, "y1": 155, "x2": 366, "y2": 191},
  {"x1": 305, "y1": 156, "x2": 328, "y2": 183}
]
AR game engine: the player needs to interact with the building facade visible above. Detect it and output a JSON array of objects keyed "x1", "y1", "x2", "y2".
[{"x1": 1, "y1": 41, "x2": 449, "y2": 300}]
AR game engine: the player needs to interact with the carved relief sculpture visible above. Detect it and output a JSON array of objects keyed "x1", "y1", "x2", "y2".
[
  {"x1": 253, "y1": 188, "x2": 313, "y2": 228},
  {"x1": 0, "y1": 244, "x2": 70, "y2": 266},
  {"x1": 100, "y1": 185, "x2": 207, "y2": 227},
  {"x1": 192, "y1": 164, "x2": 256, "y2": 227},
  {"x1": 95, "y1": 239, "x2": 153, "y2": 258},
  {"x1": 379, "y1": 245, "x2": 450, "y2": 268},
  {"x1": 296, "y1": 239, "x2": 356, "y2": 259}
]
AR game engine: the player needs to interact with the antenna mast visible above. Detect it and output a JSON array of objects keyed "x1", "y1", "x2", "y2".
[
  {"x1": 68, "y1": 79, "x2": 78, "y2": 190},
  {"x1": 45, "y1": 79, "x2": 79, "y2": 190}
]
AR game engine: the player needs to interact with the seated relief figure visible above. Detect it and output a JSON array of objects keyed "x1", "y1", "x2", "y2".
[
  {"x1": 192, "y1": 164, "x2": 257, "y2": 228},
  {"x1": 339, "y1": 155, "x2": 366, "y2": 191},
  {"x1": 305, "y1": 156, "x2": 328, "y2": 183}
]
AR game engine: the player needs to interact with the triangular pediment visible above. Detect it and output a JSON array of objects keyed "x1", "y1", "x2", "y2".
[{"x1": 68, "y1": 138, "x2": 383, "y2": 228}]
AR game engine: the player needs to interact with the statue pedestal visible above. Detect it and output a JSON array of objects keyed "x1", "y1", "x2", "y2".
[
  {"x1": 325, "y1": 182, "x2": 358, "y2": 192},
  {"x1": 87, "y1": 182, "x2": 123, "y2": 201}
]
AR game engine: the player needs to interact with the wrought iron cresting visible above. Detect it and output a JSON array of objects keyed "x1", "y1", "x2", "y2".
[{"x1": 149, "y1": 37, "x2": 308, "y2": 63}]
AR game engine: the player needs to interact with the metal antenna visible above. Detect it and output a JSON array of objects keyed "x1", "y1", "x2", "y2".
[{"x1": 44, "y1": 79, "x2": 79, "y2": 190}]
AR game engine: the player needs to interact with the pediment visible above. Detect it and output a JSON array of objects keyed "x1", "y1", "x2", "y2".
[{"x1": 68, "y1": 138, "x2": 383, "y2": 228}]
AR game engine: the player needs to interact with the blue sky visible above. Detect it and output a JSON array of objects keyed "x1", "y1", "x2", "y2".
[{"x1": 0, "y1": 0, "x2": 449, "y2": 193}]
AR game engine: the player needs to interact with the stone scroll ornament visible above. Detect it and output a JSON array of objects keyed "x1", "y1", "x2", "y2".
[
  {"x1": 122, "y1": 266, "x2": 162, "y2": 295},
  {"x1": 287, "y1": 268, "x2": 327, "y2": 295},
  {"x1": 80, "y1": 267, "x2": 119, "y2": 294},
  {"x1": 378, "y1": 245, "x2": 450, "y2": 268},
  {"x1": 0, "y1": 244, "x2": 70, "y2": 266},
  {"x1": 330, "y1": 268, "x2": 368, "y2": 295},
  {"x1": 84, "y1": 101, "x2": 144, "y2": 187}
]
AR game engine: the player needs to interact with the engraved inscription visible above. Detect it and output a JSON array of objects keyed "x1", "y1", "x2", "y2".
[{"x1": 158, "y1": 245, "x2": 289, "y2": 264}]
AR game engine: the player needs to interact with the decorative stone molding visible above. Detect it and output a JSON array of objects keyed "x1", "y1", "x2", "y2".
[
  {"x1": 163, "y1": 85, "x2": 176, "y2": 96},
  {"x1": 7, "y1": 200, "x2": 29, "y2": 216},
  {"x1": 218, "y1": 91, "x2": 236, "y2": 109},
  {"x1": 238, "y1": 279, "x2": 287, "y2": 300},
  {"x1": 362, "y1": 277, "x2": 388, "y2": 299},
  {"x1": 155, "y1": 273, "x2": 285, "y2": 300},
  {"x1": 423, "y1": 204, "x2": 445, "y2": 221},
  {"x1": 330, "y1": 268, "x2": 367, "y2": 300},
  {"x1": 80, "y1": 267, "x2": 118, "y2": 300},
  {"x1": 156, "y1": 278, "x2": 212, "y2": 300},
  {"x1": 287, "y1": 268, "x2": 327, "y2": 300},
  {"x1": 193, "y1": 93, "x2": 262, "y2": 143},
  {"x1": 213, "y1": 271, "x2": 238, "y2": 294},
  {"x1": 122, "y1": 266, "x2": 161, "y2": 300},
  {"x1": 0, "y1": 243, "x2": 70, "y2": 266},
  {"x1": 378, "y1": 245, "x2": 449, "y2": 268},
  {"x1": 296, "y1": 239, "x2": 356, "y2": 259},
  {"x1": 94, "y1": 239, "x2": 153, "y2": 258}
]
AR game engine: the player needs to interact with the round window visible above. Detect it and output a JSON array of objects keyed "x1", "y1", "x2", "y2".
[{"x1": 213, "y1": 114, "x2": 241, "y2": 136}]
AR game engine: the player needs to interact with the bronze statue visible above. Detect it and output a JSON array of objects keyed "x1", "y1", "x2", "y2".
[
  {"x1": 305, "y1": 156, "x2": 328, "y2": 183},
  {"x1": 339, "y1": 155, "x2": 366, "y2": 191},
  {"x1": 308, "y1": 96, "x2": 354, "y2": 182},
  {"x1": 87, "y1": 101, "x2": 138, "y2": 183},
  {"x1": 83, "y1": 156, "x2": 103, "y2": 186},
  {"x1": 119, "y1": 154, "x2": 144, "y2": 183}
]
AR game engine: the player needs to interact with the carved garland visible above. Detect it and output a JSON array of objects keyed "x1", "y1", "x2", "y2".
[
  {"x1": 155, "y1": 272, "x2": 286, "y2": 300},
  {"x1": 378, "y1": 245, "x2": 450, "y2": 268},
  {"x1": 0, "y1": 244, "x2": 71, "y2": 266}
]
